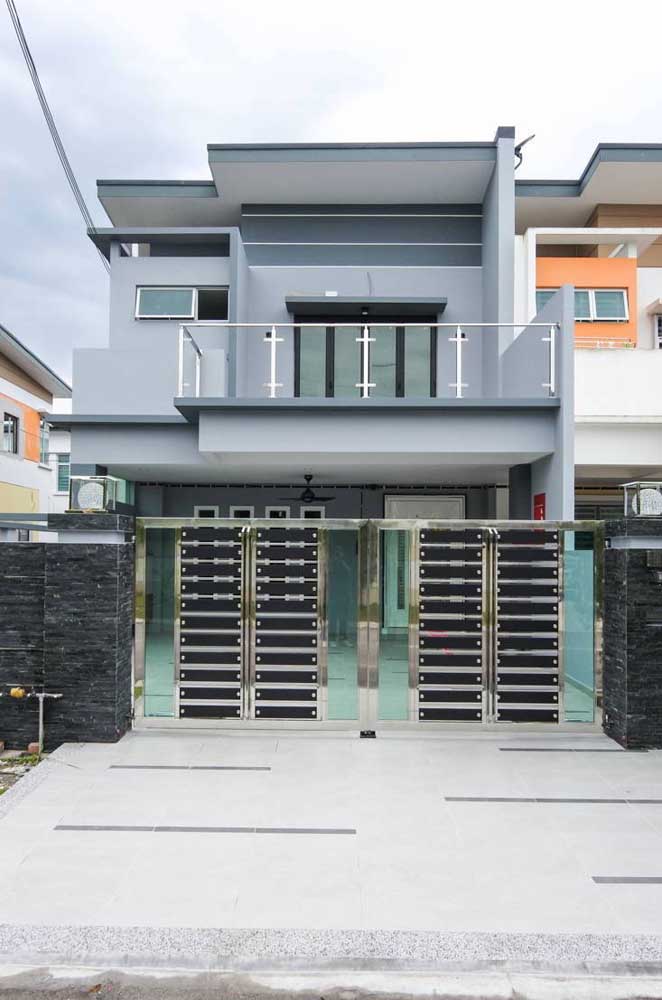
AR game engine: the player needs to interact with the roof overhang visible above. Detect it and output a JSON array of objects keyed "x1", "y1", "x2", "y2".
[
  {"x1": 530, "y1": 227, "x2": 662, "y2": 255},
  {"x1": 88, "y1": 227, "x2": 234, "y2": 260},
  {"x1": 516, "y1": 145, "x2": 662, "y2": 231},
  {"x1": 98, "y1": 142, "x2": 497, "y2": 227},
  {"x1": 284, "y1": 296, "x2": 447, "y2": 318},
  {"x1": 0, "y1": 323, "x2": 71, "y2": 398}
]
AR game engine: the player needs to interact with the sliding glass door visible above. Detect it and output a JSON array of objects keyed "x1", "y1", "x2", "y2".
[{"x1": 294, "y1": 317, "x2": 436, "y2": 399}]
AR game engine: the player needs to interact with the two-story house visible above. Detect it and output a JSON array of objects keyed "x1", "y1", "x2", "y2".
[{"x1": 55, "y1": 127, "x2": 573, "y2": 525}]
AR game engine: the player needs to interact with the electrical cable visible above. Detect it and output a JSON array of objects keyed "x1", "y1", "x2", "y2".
[{"x1": 5, "y1": 0, "x2": 110, "y2": 273}]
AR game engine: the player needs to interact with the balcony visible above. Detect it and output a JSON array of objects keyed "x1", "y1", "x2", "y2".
[{"x1": 176, "y1": 320, "x2": 562, "y2": 410}]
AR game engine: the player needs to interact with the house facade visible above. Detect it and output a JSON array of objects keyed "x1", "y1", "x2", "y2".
[
  {"x1": 514, "y1": 144, "x2": 662, "y2": 518},
  {"x1": 0, "y1": 322, "x2": 71, "y2": 540},
  {"x1": 58, "y1": 127, "x2": 574, "y2": 523}
]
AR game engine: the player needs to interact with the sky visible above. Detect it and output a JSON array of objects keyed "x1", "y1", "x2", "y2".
[{"x1": 2, "y1": 0, "x2": 662, "y2": 387}]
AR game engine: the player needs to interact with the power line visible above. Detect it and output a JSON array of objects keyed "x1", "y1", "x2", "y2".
[{"x1": 5, "y1": 0, "x2": 110, "y2": 274}]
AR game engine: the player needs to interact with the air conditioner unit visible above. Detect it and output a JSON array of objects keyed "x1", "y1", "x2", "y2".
[
  {"x1": 68, "y1": 476, "x2": 118, "y2": 513},
  {"x1": 623, "y1": 481, "x2": 662, "y2": 517}
]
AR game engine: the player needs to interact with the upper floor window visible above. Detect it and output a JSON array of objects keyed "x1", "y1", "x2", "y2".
[
  {"x1": 655, "y1": 315, "x2": 662, "y2": 349},
  {"x1": 57, "y1": 453, "x2": 71, "y2": 493},
  {"x1": 135, "y1": 287, "x2": 228, "y2": 321},
  {"x1": 39, "y1": 417, "x2": 50, "y2": 464},
  {"x1": 3, "y1": 413, "x2": 19, "y2": 454},
  {"x1": 536, "y1": 288, "x2": 628, "y2": 322}
]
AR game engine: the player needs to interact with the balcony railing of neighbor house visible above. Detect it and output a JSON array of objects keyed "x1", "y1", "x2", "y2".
[{"x1": 176, "y1": 322, "x2": 561, "y2": 402}]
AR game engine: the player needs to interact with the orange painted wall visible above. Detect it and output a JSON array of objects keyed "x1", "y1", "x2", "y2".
[
  {"x1": 0, "y1": 391, "x2": 41, "y2": 462},
  {"x1": 536, "y1": 257, "x2": 637, "y2": 347}
]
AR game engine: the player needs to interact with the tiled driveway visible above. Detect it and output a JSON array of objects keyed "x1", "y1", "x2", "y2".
[{"x1": 2, "y1": 728, "x2": 662, "y2": 966}]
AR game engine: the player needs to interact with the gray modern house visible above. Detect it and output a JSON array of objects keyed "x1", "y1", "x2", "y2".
[
  {"x1": 56, "y1": 126, "x2": 574, "y2": 523},
  {"x1": 44, "y1": 127, "x2": 595, "y2": 733}
]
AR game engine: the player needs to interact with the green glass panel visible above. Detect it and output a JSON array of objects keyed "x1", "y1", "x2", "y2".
[
  {"x1": 405, "y1": 326, "x2": 431, "y2": 397},
  {"x1": 138, "y1": 287, "x2": 194, "y2": 317},
  {"x1": 327, "y1": 530, "x2": 359, "y2": 719},
  {"x1": 379, "y1": 530, "x2": 410, "y2": 720},
  {"x1": 144, "y1": 528, "x2": 175, "y2": 717},
  {"x1": 334, "y1": 326, "x2": 360, "y2": 397},
  {"x1": 298, "y1": 326, "x2": 326, "y2": 396},
  {"x1": 370, "y1": 326, "x2": 396, "y2": 397},
  {"x1": 57, "y1": 455, "x2": 70, "y2": 493},
  {"x1": 536, "y1": 289, "x2": 555, "y2": 312},
  {"x1": 594, "y1": 290, "x2": 627, "y2": 320},
  {"x1": 562, "y1": 530, "x2": 595, "y2": 723},
  {"x1": 574, "y1": 290, "x2": 591, "y2": 320}
]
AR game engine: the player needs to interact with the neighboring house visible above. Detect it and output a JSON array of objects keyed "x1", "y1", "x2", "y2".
[
  {"x1": 514, "y1": 146, "x2": 662, "y2": 517},
  {"x1": 53, "y1": 127, "x2": 576, "y2": 521},
  {"x1": 0, "y1": 322, "x2": 71, "y2": 538}
]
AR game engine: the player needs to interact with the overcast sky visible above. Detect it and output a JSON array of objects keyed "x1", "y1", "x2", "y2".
[{"x1": 2, "y1": 0, "x2": 662, "y2": 387}]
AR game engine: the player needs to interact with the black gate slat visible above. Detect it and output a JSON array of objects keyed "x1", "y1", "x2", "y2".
[
  {"x1": 254, "y1": 705, "x2": 318, "y2": 719},
  {"x1": 420, "y1": 635, "x2": 483, "y2": 651},
  {"x1": 496, "y1": 671, "x2": 559, "y2": 686},
  {"x1": 497, "y1": 635, "x2": 559, "y2": 651},
  {"x1": 419, "y1": 689, "x2": 483, "y2": 704},
  {"x1": 254, "y1": 669, "x2": 318, "y2": 685},
  {"x1": 180, "y1": 686, "x2": 241, "y2": 701},
  {"x1": 179, "y1": 704, "x2": 242, "y2": 719},
  {"x1": 496, "y1": 707, "x2": 559, "y2": 723},
  {"x1": 419, "y1": 652, "x2": 482, "y2": 667},
  {"x1": 419, "y1": 670, "x2": 483, "y2": 685},
  {"x1": 419, "y1": 707, "x2": 483, "y2": 721},
  {"x1": 179, "y1": 668, "x2": 242, "y2": 683},
  {"x1": 255, "y1": 688, "x2": 317, "y2": 702}
]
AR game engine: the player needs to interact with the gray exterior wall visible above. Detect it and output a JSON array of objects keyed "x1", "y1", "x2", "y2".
[
  {"x1": 64, "y1": 139, "x2": 574, "y2": 518},
  {"x1": 481, "y1": 130, "x2": 515, "y2": 395}
]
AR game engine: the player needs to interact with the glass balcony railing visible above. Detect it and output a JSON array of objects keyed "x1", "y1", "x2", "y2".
[{"x1": 176, "y1": 321, "x2": 562, "y2": 402}]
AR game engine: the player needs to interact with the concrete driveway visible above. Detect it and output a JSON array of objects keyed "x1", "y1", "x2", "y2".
[{"x1": 2, "y1": 728, "x2": 662, "y2": 979}]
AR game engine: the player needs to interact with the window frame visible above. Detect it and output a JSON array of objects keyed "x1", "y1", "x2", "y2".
[
  {"x1": 536, "y1": 287, "x2": 629, "y2": 323},
  {"x1": 39, "y1": 416, "x2": 50, "y2": 465},
  {"x1": 265, "y1": 506, "x2": 290, "y2": 519},
  {"x1": 229, "y1": 505, "x2": 254, "y2": 519},
  {"x1": 3, "y1": 412, "x2": 19, "y2": 455},
  {"x1": 135, "y1": 286, "x2": 229, "y2": 322},
  {"x1": 293, "y1": 316, "x2": 437, "y2": 398},
  {"x1": 300, "y1": 505, "x2": 325, "y2": 519},
  {"x1": 56, "y1": 453, "x2": 71, "y2": 494},
  {"x1": 193, "y1": 505, "x2": 219, "y2": 519}
]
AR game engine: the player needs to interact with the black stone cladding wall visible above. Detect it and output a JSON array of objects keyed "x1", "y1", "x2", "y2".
[
  {"x1": 0, "y1": 541, "x2": 134, "y2": 751},
  {"x1": 603, "y1": 518, "x2": 662, "y2": 749}
]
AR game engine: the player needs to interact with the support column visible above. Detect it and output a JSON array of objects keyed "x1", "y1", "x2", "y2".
[{"x1": 603, "y1": 518, "x2": 662, "y2": 748}]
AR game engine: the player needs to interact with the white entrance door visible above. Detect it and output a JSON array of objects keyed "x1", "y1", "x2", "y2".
[{"x1": 383, "y1": 495, "x2": 465, "y2": 629}]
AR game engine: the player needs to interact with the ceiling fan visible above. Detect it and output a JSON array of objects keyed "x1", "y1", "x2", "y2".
[{"x1": 280, "y1": 474, "x2": 335, "y2": 505}]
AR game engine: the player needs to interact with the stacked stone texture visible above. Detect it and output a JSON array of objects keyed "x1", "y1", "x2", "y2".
[
  {"x1": 603, "y1": 518, "x2": 662, "y2": 748},
  {"x1": 0, "y1": 516, "x2": 134, "y2": 751}
]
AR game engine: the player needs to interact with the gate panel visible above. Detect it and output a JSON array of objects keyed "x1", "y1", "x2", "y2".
[
  {"x1": 251, "y1": 525, "x2": 321, "y2": 720},
  {"x1": 494, "y1": 528, "x2": 560, "y2": 723},
  {"x1": 177, "y1": 525, "x2": 244, "y2": 719},
  {"x1": 417, "y1": 527, "x2": 485, "y2": 722}
]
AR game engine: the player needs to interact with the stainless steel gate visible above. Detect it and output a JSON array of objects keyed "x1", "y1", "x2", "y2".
[{"x1": 136, "y1": 518, "x2": 600, "y2": 729}]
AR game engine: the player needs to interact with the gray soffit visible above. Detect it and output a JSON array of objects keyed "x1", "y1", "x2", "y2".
[
  {"x1": 174, "y1": 396, "x2": 561, "y2": 423},
  {"x1": 516, "y1": 143, "x2": 662, "y2": 230},
  {"x1": 0, "y1": 322, "x2": 71, "y2": 398},
  {"x1": 88, "y1": 227, "x2": 234, "y2": 260},
  {"x1": 284, "y1": 296, "x2": 447, "y2": 318}
]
